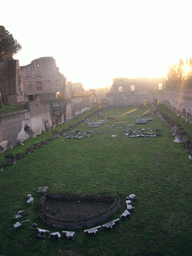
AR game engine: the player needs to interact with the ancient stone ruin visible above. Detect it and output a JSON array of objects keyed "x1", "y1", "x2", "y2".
[{"x1": 39, "y1": 194, "x2": 120, "y2": 229}]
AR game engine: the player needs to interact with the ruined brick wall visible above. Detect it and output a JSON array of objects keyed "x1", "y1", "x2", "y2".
[
  {"x1": 163, "y1": 89, "x2": 192, "y2": 117},
  {"x1": 21, "y1": 57, "x2": 65, "y2": 99},
  {"x1": 0, "y1": 100, "x2": 52, "y2": 147},
  {"x1": 0, "y1": 110, "x2": 30, "y2": 146},
  {"x1": 107, "y1": 77, "x2": 166, "y2": 106},
  {"x1": 106, "y1": 90, "x2": 165, "y2": 106},
  {"x1": 0, "y1": 59, "x2": 24, "y2": 104}
]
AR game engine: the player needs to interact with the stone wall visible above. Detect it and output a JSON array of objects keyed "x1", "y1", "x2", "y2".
[
  {"x1": 0, "y1": 109, "x2": 30, "y2": 146},
  {"x1": 39, "y1": 194, "x2": 120, "y2": 230},
  {"x1": 0, "y1": 100, "x2": 53, "y2": 147},
  {"x1": 163, "y1": 89, "x2": 192, "y2": 115},
  {"x1": 106, "y1": 90, "x2": 165, "y2": 106},
  {"x1": 0, "y1": 59, "x2": 24, "y2": 105},
  {"x1": 21, "y1": 57, "x2": 65, "y2": 100},
  {"x1": 17, "y1": 100, "x2": 53, "y2": 143}
]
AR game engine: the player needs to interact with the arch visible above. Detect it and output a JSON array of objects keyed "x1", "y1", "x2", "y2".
[{"x1": 35, "y1": 70, "x2": 41, "y2": 77}]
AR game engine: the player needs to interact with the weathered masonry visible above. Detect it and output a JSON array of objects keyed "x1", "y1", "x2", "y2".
[{"x1": 106, "y1": 77, "x2": 166, "y2": 106}]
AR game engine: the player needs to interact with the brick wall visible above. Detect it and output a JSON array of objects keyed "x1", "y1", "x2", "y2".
[{"x1": 21, "y1": 57, "x2": 65, "y2": 99}]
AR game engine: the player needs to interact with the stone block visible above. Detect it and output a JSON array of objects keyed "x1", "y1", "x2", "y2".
[
  {"x1": 17, "y1": 210, "x2": 25, "y2": 215},
  {"x1": 102, "y1": 219, "x2": 120, "y2": 230},
  {"x1": 36, "y1": 228, "x2": 50, "y2": 238},
  {"x1": 84, "y1": 226, "x2": 101, "y2": 235},
  {"x1": 4, "y1": 154, "x2": 16, "y2": 165},
  {"x1": 21, "y1": 220, "x2": 29, "y2": 224},
  {"x1": 31, "y1": 223, "x2": 38, "y2": 229},
  {"x1": 136, "y1": 119, "x2": 148, "y2": 124},
  {"x1": 62, "y1": 231, "x2": 75, "y2": 239},
  {"x1": 14, "y1": 214, "x2": 22, "y2": 220},
  {"x1": 50, "y1": 231, "x2": 61, "y2": 240},
  {"x1": 126, "y1": 200, "x2": 132, "y2": 205},
  {"x1": 120, "y1": 210, "x2": 131, "y2": 219},
  {"x1": 37, "y1": 186, "x2": 48, "y2": 194},
  {"x1": 26, "y1": 194, "x2": 32, "y2": 199},
  {"x1": 33, "y1": 143, "x2": 42, "y2": 149},
  {"x1": 25, "y1": 148, "x2": 34, "y2": 154},
  {"x1": 126, "y1": 194, "x2": 137, "y2": 201},
  {"x1": 27, "y1": 198, "x2": 34, "y2": 205},
  {"x1": 13, "y1": 222, "x2": 22, "y2": 229},
  {"x1": 52, "y1": 130, "x2": 60, "y2": 139},
  {"x1": 126, "y1": 205, "x2": 135, "y2": 212}
]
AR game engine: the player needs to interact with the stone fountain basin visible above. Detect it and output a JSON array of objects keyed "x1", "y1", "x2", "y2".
[{"x1": 39, "y1": 193, "x2": 120, "y2": 229}]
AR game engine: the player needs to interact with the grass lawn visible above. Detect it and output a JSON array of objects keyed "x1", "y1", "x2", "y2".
[
  {"x1": 0, "y1": 105, "x2": 192, "y2": 256},
  {"x1": 0, "y1": 104, "x2": 24, "y2": 115}
]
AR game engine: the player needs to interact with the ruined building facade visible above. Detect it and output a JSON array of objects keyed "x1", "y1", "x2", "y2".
[
  {"x1": 21, "y1": 57, "x2": 65, "y2": 101},
  {"x1": 0, "y1": 57, "x2": 94, "y2": 148},
  {"x1": 0, "y1": 58, "x2": 24, "y2": 105},
  {"x1": 106, "y1": 77, "x2": 166, "y2": 106},
  {"x1": 106, "y1": 77, "x2": 192, "y2": 122}
]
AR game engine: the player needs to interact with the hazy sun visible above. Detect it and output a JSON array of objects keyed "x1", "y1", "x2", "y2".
[{"x1": 183, "y1": 65, "x2": 190, "y2": 76}]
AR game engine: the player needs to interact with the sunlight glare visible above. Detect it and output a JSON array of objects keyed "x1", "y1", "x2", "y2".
[{"x1": 183, "y1": 65, "x2": 190, "y2": 76}]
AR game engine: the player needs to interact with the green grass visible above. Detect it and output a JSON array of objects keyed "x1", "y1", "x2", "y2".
[
  {"x1": 0, "y1": 104, "x2": 24, "y2": 115},
  {"x1": 0, "y1": 106, "x2": 192, "y2": 256}
]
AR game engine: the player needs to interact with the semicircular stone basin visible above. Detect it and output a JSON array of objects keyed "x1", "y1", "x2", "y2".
[{"x1": 39, "y1": 193, "x2": 120, "y2": 229}]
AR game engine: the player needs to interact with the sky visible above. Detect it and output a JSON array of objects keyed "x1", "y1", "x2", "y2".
[{"x1": 2, "y1": 0, "x2": 192, "y2": 89}]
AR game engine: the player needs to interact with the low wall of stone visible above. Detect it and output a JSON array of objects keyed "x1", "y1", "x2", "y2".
[
  {"x1": 164, "y1": 89, "x2": 192, "y2": 116},
  {"x1": 39, "y1": 194, "x2": 120, "y2": 230},
  {"x1": 0, "y1": 109, "x2": 30, "y2": 147},
  {"x1": 106, "y1": 91, "x2": 165, "y2": 106}
]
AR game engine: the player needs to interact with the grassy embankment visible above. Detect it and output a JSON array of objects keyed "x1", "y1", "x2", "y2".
[
  {"x1": 0, "y1": 105, "x2": 192, "y2": 256},
  {"x1": 0, "y1": 104, "x2": 25, "y2": 115}
]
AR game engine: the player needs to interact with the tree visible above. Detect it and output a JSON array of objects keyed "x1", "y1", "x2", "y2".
[
  {"x1": 167, "y1": 64, "x2": 178, "y2": 81},
  {"x1": 0, "y1": 26, "x2": 21, "y2": 60}
]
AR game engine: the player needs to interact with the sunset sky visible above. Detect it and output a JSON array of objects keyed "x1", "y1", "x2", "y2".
[{"x1": 2, "y1": 0, "x2": 192, "y2": 89}]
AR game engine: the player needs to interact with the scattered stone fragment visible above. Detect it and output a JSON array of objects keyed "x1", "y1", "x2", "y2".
[
  {"x1": 31, "y1": 223, "x2": 38, "y2": 229},
  {"x1": 126, "y1": 200, "x2": 132, "y2": 205},
  {"x1": 136, "y1": 119, "x2": 148, "y2": 124},
  {"x1": 27, "y1": 197, "x2": 34, "y2": 205},
  {"x1": 41, "y1": 140, "x2": 48, "y2": 145},
  {"x1": 21, "y1": 220, "x2": 29, "y2": 224},
  {"x1": 111, "y1": 134, "x2": 117, "y2": 138},
  {"x1": 120, "y1": 210, "x2": 131, "y2": 219},
  {"x1": 4, "y1": 154, "x2": 16, "y2": 165},
  {"x1": 50, "y1": 231, "x2": 61, "y2": 240},
  {"x1": 17, "y1": 210, "x2": 25, "y2": 215},
  {"x1": 126, "y1": 194, "x2": 137, "y2": 201},
  {"x1": 15, "y1": 153, "x2": 25, "y2": 159},
  {"x1": 62, "y1": 231, "x2": 75, "y2": 239},
  {"x1": 13, "y1": 222, "x2": 22, "y2": 229},
  {"x1": 36, "y1": 228, "x2": 50, "y2": 238},
  {"x1": 102, "y1": 219, "x2": 120, "y2": 230},
  {"x1": 25, "y1": 148, "x2": 34, "y2": 154},
  {"x1": 84, "y1": 226, "x2": 101, "y2": 235},
  {"x1": 188, "y1": 155, "x2": 192, "y2": 160},
  {"x1": 37, "y1": 186, "x2": 48, "y2": 194},
  {"x1": 52, "y1": 130, "x2": 61, "y2": 139},
  {"x1": 14, "y1": 213, "x2": 22, "y2": 220},
  {"x1": 33, "y1": 143, "x2": 42, "y2": 149},
  {"x1": 127, "y1": 204, "x2": 135, "y2": 212},
  {"x1": 26, "y1": 194, "x2": 32, "y2": 200}
]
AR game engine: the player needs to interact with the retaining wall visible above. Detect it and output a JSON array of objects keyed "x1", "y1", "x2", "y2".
[{"x1": 39, "y1": 194, "x2": 120, "y2": 230}]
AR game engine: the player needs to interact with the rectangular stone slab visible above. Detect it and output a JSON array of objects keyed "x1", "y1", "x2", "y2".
[{"x1": 37, "y1": 186, "x2": 48, "y2": 194}]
